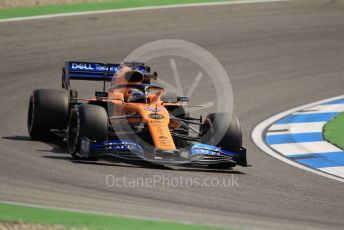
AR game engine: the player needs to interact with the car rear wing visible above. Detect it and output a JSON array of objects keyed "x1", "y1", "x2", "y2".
[{"x1": 62, "y1": 61, "x2": 153, "y2": 89}]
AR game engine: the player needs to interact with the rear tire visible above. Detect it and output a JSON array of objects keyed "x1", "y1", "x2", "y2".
[
  {"x1": 67, "y1": 104, "x2": 108, "y2": 160},
  {"x1": 27, "y1": 89, "x2": 69, "y2": 140}
]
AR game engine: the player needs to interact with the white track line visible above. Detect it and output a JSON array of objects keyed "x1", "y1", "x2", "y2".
[
  {"x1": 252, "y1": 95, "x2": 344, "y2": 183},
  {"x1": 321, "y1": 166, "x2": 344, "y2": 178},
  {"x1": 0, "y1": 0, "x2": 290, "y2": 23},
  {"x1": 267, "y1": 122, "x2": 326, "y2": 135},
  {"x1": 270, "y1": 141, "x2": 343, "y2": 156},
  {"x1": 293, "y1": 104, "x2": 344, "y2": 114}
]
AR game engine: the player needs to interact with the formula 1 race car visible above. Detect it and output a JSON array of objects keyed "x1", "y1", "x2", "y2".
[{"x1": 27, "y1": 61, "x2": 247, "y2": 168}]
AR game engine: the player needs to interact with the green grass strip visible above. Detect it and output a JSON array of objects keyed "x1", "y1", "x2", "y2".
[
  {"x1": 323, "y1": 112, "x2": 344, "y2": 150},
  {"x1": 0, "y1": 203, "x2": 232, "y2": 230},
  {"x1": 0, "y1": 0, "x2": 237, "y2": 20}
]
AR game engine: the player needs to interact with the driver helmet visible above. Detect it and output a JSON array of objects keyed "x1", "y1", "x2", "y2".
[{"x1": 127, "y1": 88, "x2": 144, "y2": 102}]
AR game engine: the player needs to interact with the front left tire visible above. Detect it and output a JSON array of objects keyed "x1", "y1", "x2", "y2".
[{"x1": 67, "y1": 104, "x2": 108, "y2": 160}]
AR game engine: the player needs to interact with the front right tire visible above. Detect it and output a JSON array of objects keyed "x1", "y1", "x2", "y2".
[{"x1": 201, "y1": 113, "x2": 243, "y2": 150}]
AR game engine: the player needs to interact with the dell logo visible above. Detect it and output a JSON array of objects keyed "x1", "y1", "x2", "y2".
[{"x1": 71, "y1": 63, "x2": 94, "y2": 70}]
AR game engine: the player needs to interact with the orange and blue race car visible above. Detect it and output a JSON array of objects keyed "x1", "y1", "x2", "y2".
[{"x1": 27, "y1": 61, "x2": 247, "y2": 169}]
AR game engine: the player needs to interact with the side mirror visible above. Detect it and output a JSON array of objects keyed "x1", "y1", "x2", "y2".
[
  {"x1": 95, "y1": 91, "x2": 108, "y2": 97},
  {"x1": 177, "y1": 96, "x2": 189, "y2": 102}
]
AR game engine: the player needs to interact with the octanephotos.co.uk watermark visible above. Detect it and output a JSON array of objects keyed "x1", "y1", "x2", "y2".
[{"x1": 105, "y1": 174, "x2": 240, "y2": 188}]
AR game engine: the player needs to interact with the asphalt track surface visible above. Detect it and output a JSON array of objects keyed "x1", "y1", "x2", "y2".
[{"x1": 1, "y1": 0, "x2": 344, "y2": 229}]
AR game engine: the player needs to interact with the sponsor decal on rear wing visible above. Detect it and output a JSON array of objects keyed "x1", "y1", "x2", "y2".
[
  {"x1": 62, "y1": 61, "x2": 153, "y2": 89},
  {"x1": 66, "y1": 61, "x2": 120, "y2": 80}
]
